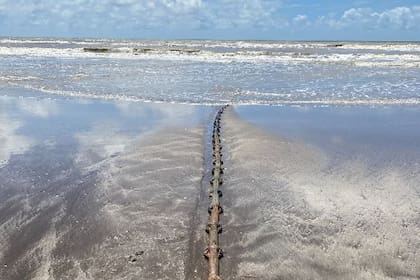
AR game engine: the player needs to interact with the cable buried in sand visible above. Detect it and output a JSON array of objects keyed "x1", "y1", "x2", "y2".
[{"x1": 204, "y1": 105, "x2": 228, "y2": 280}]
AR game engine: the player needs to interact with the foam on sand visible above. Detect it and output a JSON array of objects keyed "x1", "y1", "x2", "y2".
[{"x1": 220, "y1": 107, "x2": 420, "y2": 279}]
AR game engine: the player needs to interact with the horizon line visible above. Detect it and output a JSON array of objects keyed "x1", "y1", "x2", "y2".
[{"x1": 1, "y1": 35, "x2": 420, "y2": 43}]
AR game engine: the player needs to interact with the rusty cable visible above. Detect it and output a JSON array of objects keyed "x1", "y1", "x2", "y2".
[{"x1": 204, "y1": 105, "x2": 229, "y2": 280}]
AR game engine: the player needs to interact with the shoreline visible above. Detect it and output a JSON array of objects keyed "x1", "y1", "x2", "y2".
[{"x1": 4, "y1": 87, "x2": 420, "y2": 108}]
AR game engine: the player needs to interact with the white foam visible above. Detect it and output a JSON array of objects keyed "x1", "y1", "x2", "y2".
[
  {"x1": 337, "y1": 43, "x2": 420, "y2": 53},
  {"x1": 0, "y1": 38, "x2": 104, "y2": 45},
  {"x1": 6, "y1": 83, "x2": 420, "y2": 106},
  {"x1": 2, "y1": 39, "x2": 420, "y2": 106},
  {"x1": 1, "y1": 45, "x2": 420, "y2": 68},
  {"x1": 0, "y1": 75, "x2": 40, "y2": 82}
]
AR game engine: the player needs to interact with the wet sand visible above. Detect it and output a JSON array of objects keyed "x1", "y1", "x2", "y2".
[
  {"x1": 1, "y1": 97, "x2": 420, "y2": 279},
  {"x1": 220, "y1": 107, "x2": 420, "y2": 279},
  {"x1": 0, "y1": 97, "x2": 212, "y2": 279}
]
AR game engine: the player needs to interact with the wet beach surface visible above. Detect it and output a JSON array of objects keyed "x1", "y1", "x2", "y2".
[
  {"x1": 220, "y1": 106, "x2": 420, "y2": 279},
  {"x1": 1, "y1": 96, "x2": 420, "y2": 279},
  {"x1": 0, "y1": 96, "x2": 212, "y2": 279}
]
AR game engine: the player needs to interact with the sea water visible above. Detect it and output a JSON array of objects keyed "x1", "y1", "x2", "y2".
[{"x1": 1, "y1": 37, "x2": 420, "y2": 105}]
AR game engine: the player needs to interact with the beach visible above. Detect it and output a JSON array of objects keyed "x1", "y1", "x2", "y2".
[
  {"x1": 0, "y1": 97, "x2": 213, "y2": 279},
  {"x1": 1, "y1": 38, "x2": 420, "y2": 279},
  {"x1": 221, "y1": 106, "x2": 420, "y2": 279},
  {"x1": 1, "y1": 96, "x2": 419, "y2": 279}
]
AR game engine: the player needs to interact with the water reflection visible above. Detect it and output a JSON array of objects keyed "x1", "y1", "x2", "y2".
[
  {"x1": 0, "y1": 96, "x2": 211, "y2": 169},
  {"x1": 0, "y1": 95, "x2": 212, "y2": 280},
  {"x1": 17, "y1": 98, "x2": 59, "y2": 118},
  {"x1": 0, "y1": 112, "x2": 33, "y2": 167},
  {"x1": 235, "y1": 105, "x2": 420, "y2": 164}
]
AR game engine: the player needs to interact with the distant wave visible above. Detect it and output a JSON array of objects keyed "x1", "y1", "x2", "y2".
[
  {"x1": 1, "y1": 38, "x2": 420, "y2": 66},
  {"x1": 0, "y1": 75, "x2": 40, "y2": 81},
  {"x1": 2, "y1": 38, "x2": 420, "y2": 106},
  {"x1": 2, "y1": 38, "x2": 420, "y2": 52},
  {"x1": 1, "y1": 45, "x2": 420, "y2": 68}
]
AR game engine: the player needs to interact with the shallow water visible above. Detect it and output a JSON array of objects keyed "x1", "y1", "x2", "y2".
[
  {"x1": 235, "y1": 105, "x2": 420, "y2": 163},
  {"x1": 0, "y1": 95, "x2": 211, "y2": 169},
  {"x1": 1, "y1": 38, "x2": 420, "y2": 105}
]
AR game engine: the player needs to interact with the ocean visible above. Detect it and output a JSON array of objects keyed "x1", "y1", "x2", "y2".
[{"x1": 1, "y1": 37, "x2": 420, "y2": 105}]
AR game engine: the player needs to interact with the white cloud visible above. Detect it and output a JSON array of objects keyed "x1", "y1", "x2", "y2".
[
  {"x1": 292, "y1": 14, "x2": 310, "y2": 28},
  {"x1": 203, "y1": 0, "x2": 283, "y2": 29},
  {"x1": 0, "y1": 0, "x2": 283, "y2": 34},
  {"x1": 319, "y1": 6, "x2": 420, "y2": 30},
  {"x1": 161, "y1": 0, "x2": 203, "y2": 12},
  {"x1": 375, "y1": 6, "x2": 420, "y2": 29},
  {"x1": 2, "y1": 0, "x2": 419, "y2": 37}
]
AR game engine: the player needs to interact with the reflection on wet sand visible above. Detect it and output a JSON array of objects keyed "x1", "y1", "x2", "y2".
[
  {"x1": 88, "y1": 127, "x2": 204, "y2": 279},
  {"x1": 220, "y1": 107, "x2": 420, "y2": 279},
  {"x1": 0, "y1": 113, "x2": 33, "y2": 168},
  {"x1": 0, "y1": 97, "x2": 210, "y2": 279},
  {"x1": 1, "y1": 96, "x2": 420, "y2": 279},
  {"x1": 17, "y1": 98, "x2": 59, "y2": 118}
]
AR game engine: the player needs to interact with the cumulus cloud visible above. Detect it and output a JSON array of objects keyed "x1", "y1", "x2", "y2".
[
  {"x1": 1, "y1": 0, "x2": 419, "y2": 38},
  {"x1": 375, "y1": 6, "x2": 420, "y2": 29},
  {"x1": 203, "y1": 0, "x2": 284, "y2": 30},
  {"x1": 0, "y1": 0, "x2": 283, "y2": 35},
  {"x1": 292, "y1": 14, "x2": 310, "y2": 28},
  {"x1": 319, "y1": 6, "x2": 420, "y2": 30}
]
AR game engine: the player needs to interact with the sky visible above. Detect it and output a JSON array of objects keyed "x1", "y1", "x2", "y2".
[{"x1": 0, "y1": 0, "x2": 419, "y2": 40}]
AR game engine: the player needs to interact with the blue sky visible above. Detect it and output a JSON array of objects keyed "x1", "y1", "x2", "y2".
[{"x1": 0, "y1": 0, "x2": 419, "y2": 40}]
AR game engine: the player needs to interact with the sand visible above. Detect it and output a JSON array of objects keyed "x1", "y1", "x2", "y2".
[
  {"x1": 0, "y1": 127, "x2": 206, "y2": 280},
  {"x1": 219, "y1": 107, "x2": 420, "y2": 279},
  {"x1": 1, "y1": 102, "x2": 420, "y2": 280}
]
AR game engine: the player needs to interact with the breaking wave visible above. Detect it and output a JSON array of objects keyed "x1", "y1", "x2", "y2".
[
  {"x1": 1, "y1": 38, "x2": 420, "y2": 68},
  {"x1": 1, "y1": 38, "x2": 420, "y2": 106}
]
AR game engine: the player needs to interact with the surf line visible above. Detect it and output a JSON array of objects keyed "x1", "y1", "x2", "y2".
[{"x1": 204, "y1": 105, "x2": 228, "y2": 280}]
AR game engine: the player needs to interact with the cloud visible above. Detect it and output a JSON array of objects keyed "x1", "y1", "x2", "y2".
[
  {"x1": 292, "y1": 14, "x2": 310, "y2": 28},
  {"x1": 319, "y1": 6, "x2": 420, "y2": 30},
  {"x1": 203, "y1": 0, "x2": 284, "y2": 30},
  {"x1": 1, "y1": 0, "x2": 420, "y2": 38},
  {"x1": 375, "y1": 6, "x2": 420, "y2": 29},
  {"x1": 0, "y1": 0, "x2": 283, "y2": 35}
]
